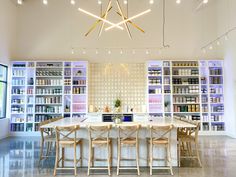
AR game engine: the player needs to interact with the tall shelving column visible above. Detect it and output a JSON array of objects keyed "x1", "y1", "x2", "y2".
[
  {"x1": 10, "y1": 61, "x2": 27, "y2": 132},
  {"x1": 71, "y1": 61, "x2": 88, "y2": 118},
  {"x1": 208, "y1": 60, "x2": 225, "y2": 133},
  {"x1": 34, "y1": 62, "x2": 63, "y2": 131},
  {"x1": 163, "y1": 61, "x2": 172, "y2": 118},
  {"x1": 147, "y1": 61, "x2": 163, "y2": 118},
  {"x1": 172, "y1": 61, "x2": 201, "y2": 121},
  {"x1": 199, "y1": 60, "x2": 210, "y2": 132},
  {"x1": 25, "y1": 62, "x2": 36, "y2": 132},
  {"x1": 64, "y1": 62, "x2": 72, "y2": 118}
]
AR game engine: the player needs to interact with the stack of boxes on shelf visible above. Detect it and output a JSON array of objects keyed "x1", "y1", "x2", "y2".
[
  {"x1": 147, "y1": 60, "x2": 225, "y2": 134},
  {"x1": 10, "y1": 61, "x2": 88, "y2": 133}
]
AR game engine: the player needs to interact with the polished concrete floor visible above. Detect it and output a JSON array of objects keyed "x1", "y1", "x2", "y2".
[{"x1": 0, "y1": 136, "x2": 235, "y2": 177}]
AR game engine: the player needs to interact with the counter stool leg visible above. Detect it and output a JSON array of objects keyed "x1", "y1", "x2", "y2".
[
  {"x1": 167, "y1": 144, "x2": 173, "y2": 175},
  {"x1": 195, "y1": 142, "x2": 202, "y2": 167},
  {"x1": 54, "y1": 143, "x2": 59, "y2": 176},
  {"x1": 80, "y1": 141, "x2": 83, "y2": 167},
  {"x1": 178, "y1": 141, "x2": 181, "y2": 167},
  {"x1": 117, "y1": 141, "x2": 121, "y2": 176},
  {"x1": 146, "y1": 139, "x2": 149, "y2": 167},
  {"x1": 74, "y1": 144, "x2": 77, "y2": 176},
  {"x1": 87, "y1": 144, "x2": 91, "y2": 176},
  {"x1": 62, "y1": 147, "x2": 65, "y2": 168},
  {"x1": 150, "y1": 144, "x2": 153, "y2": 176},
  {"x1": 39, "y1": 140, "x2": 44, "y2": 164},
  {"x1": 107, "y1": 143, "x2": 111, "y2": 176},
  {"x1": 136, "y1": 142, "x2": 140, "y2": 176}
]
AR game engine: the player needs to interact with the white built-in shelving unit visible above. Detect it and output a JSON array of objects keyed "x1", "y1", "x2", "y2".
[
  {"x1": 147, "y1": 60, "x2": 225, "y2": 134},
  {"x1": 10, "y1": 61, "x2": 88, "y2": 133}
]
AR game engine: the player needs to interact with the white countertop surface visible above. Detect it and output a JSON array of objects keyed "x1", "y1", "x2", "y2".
[{"x1": 41, "y1": 117, "x2": 196, "y2": 129}]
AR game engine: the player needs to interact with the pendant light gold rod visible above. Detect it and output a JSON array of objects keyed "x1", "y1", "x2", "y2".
[
  {"x1": 116, "y1": 0, "x2": 132, "y2": 39},
  {"x1": 98, "y1": 0, "x2": 112, "y2": 37},
  {"x1": 78, "y1": 8, "x2": 124, "y2": 30},
  {"x1": 105, "y1": 9, "x2": 151, "y2": 31}
]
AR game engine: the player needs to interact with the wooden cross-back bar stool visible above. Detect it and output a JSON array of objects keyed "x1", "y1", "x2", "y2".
[
  {"x1": 87, "y1": 124, "x2": 112, "y2": 176},
  {"x1": 147, "y1": 124, "x2": 174, "y2": 175},
  {"x1": 53, "y1": 125, "x2": 83, "y2": 176},
  {"x1": 117, "y1": 124, "x2": 141, "y2": 176},
  {"x1": 177, "y1": 120, "x2": 202, "y2": 167}
]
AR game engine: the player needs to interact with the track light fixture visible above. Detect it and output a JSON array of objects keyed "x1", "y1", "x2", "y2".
[{"x1": 17, "y1": 0, "x2": 23, "y2": 5}]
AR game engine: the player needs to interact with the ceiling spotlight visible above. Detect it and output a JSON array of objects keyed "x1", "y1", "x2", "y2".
[
  {"x1": 203, "y1": 0, "x2": 208, "y2": 4},
  {"x1": 98, "y1": 0, "x2": 102, "y2": 4},
  {"x1": 146, "y1": 49, "x2": 149, "y2": 55},
  {"x1": 43, "y1": 0, "x2": 48, "y2": 5},
  {"x1": 216, "y1": 40, "x2": 220, "y2": 46},
  {"x1": 149, "y1": 0, "x2": 154, "y2": 4},
  {"x1": 17, "y1": 0, "x2": 23, "y2": 5},
  {"x1": 71, "y1": 48, "x2": 74, "y2": 55},
  {"x1": 176, "y1": 0, "x2": 181, "y2": 4},
  {"x1": 95, "y1": 49, "x2": 98, "y2": 54},
  {"x1": 209, "y1": 45, "x2": 213, "y2": 50},
  {"x1": 108, "y1": 50, "x2": 111, "y2": 54},
  {"x1": 120, "y1": 49, "x2": 123, "y2": 55},
  {"x1": 124, "y1": 0, "x2": 128, "y2": 4},
  {"x1": 70, "y1": 0, "x2": 75, "y2": 5}
]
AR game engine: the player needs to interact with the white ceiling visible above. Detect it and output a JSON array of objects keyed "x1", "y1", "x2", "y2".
[{"x1": 12, "y1": 0, "x2": 222, "y2": 62}]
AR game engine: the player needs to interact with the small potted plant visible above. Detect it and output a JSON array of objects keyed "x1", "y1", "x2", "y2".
[
  {"x1": 112, "y1": 114, "x2": 123, "y2": 124},
  {"x1": 114, "y1": 99, "x2": 121, "y2": 113}
]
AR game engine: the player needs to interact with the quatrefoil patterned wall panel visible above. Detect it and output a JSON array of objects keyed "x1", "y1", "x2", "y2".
[{"x1": 89, "y1": 63, "x2": 146, "y2": 112}]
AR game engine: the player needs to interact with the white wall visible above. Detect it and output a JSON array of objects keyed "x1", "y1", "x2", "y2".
[
  {"x1": 215, "y1": 0, "x2": 236, "y2": 138},
  {"x1": 0, "y1": 0, "x2": 17, "y2": 139}
]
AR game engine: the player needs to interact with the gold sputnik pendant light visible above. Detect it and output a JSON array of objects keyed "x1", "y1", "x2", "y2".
[{"x1": 78, "y1": 0, "x2": 151, "y2": 39}]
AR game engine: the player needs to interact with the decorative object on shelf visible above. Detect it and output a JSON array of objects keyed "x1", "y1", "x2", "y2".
[
  {"x1": 114, "y1": 98, "x2": 121, "y2": 112},
  {"x1": 112, "y1": 114, "x2": 123, "y2": 124},
  {"x1": 78, "y1": 0, "x2": 150, "y2": 38},
  {"x1": 104, "y1": 106, "x2": 110, "y2": 113},
  {"x1": 164, "y1": 101, "x2": 170, "y2": 112}
]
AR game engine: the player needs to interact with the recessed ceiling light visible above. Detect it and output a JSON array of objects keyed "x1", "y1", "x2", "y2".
[
  {"x1": 17, "y1": 0, "x2": 23, "y2": 5},
  {"x1": 176, "y1": 0, "x2": 181, "y2": 4},
  {"x1": 43, "y1": 0, "x2": 48, "y2": 5},
  {"x1": 71, "y1": 0, "x2": 75, "y2": 5},
  {"x1": 108, "y1": 50, "x2": 111, "y2": 54},
  {"x1": 149, "y1": 0, "x2": 154, "y2": 4},
  {"x1": 98, "y1": 0, "x2": 102, "y2": 5},
  {"x1": 124, "y1": 0, "x2": 128, "y2": 5},
  {"x1": 203, "y1": 0, "x2": 208, "y2": 4},
  {"x1": 95, "y1": 49, "x2": 98, "y2": 54}
]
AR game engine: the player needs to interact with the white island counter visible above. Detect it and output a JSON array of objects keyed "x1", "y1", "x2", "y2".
[{"x1": 42, "y1": 117, "x2": 195, "y2": 167}]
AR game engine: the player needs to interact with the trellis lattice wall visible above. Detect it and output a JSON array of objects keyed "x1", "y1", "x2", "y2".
[{"x1": 89, "y1": 63, "x2": 146, "y2": 112}]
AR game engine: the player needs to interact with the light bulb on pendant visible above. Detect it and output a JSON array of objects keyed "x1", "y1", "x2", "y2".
[
  {"x1": 17, "y1": 0, "x2": 23, "y2": 5},
  {"x1": 176, "y1": 0, "x2": 181, "y2": 4},
  {"x1": 225, "y1": 34, "x2": 229, "y2": 41},
  {"x1": 149, "y1": 0, "x2": 154, "y2": 4},
  {"x1": 71, "y1": 0, "x2": 75, "y2": 5},
  {"x1": 71, "y1": 48, "x2": 74, "y2": 55},
  {"x1": 43, "y1": 0, "x2": 48, "y2": 5}
]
